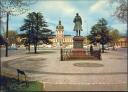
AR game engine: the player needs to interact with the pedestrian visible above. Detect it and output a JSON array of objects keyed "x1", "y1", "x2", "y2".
[{"x1": 90, "y1": 44, "x2": 93, "y2": 55}]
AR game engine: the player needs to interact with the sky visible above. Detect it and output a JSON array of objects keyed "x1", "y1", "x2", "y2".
[{"x1": 1, "y1": 0, "x2": 127, "y2": 36}]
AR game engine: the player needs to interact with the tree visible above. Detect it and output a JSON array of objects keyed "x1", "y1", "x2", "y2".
[
  {"x1": 0, "y1": 0, "x2": 36, "y2": 14},
  {"x1": 109, "y1": 28, "x2": 120, "y2": 50},
  {"x1": 0, "y1": 0, "x2": 38, "y2": 56},
  {"x1": 20, "y1": 12, "x2": 52, "y2": 53},
  {"x1": 3, "y1": 31, "x2": 18, "y2": 46},
  {"x1": 88, "y1": 18, "x2": 110, "y2": 53},
  {"x1": 110, "y1": 0, "x2": 128, "y2": 23},
  {"x1": 88, "y1": 24, "x2": 101, "y2": 44}
]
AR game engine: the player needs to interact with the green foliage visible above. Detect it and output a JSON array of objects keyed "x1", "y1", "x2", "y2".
[
  {"x1": 109, "y1": 28, "x2": 121, "y2": 43},
  {"x1": 3, "y1": 30, "x2": 18, "y2": 45},
  {"x1": 88, "y1": 18, "x2": 110, "y2": 52},
  {"x1": 1, "y1": 76, "x2": 43, "y2": 91},
  {"x1": 20, "y1": 12, "x2": 52, "y2": 53},
  {"x1": 17, "y1": 33, "x2": 27, "y2": 38},
  {"x1": 17, "y1": 81, "x2": 43, "y2": 91},
  {"x1": 88, "y1": 18, "x2": 110, "y2": 45},
  {"x1": 20, "y1": 12, "x2": 52, "y2": 44}
]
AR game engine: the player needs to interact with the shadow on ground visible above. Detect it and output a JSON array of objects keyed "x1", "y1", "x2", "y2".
[
  {"x1": 25, "y1": 58, "x2": 46, "y2": 61},
  {"x1": 26, "y1": 51, "x2": 56, "y2": 54},
  {"x1": 73, "y1": 63, "x2": 104, "y2": 67}
]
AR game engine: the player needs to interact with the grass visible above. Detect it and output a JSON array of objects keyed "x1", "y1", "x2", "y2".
[
  {"x1": 0, "y1": 76, "x2": 43, "y2": 91},
  {"x1": 14, "y1": 81, "x2": 43, "y2": 92}
]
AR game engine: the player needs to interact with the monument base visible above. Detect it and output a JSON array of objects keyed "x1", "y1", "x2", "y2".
[
  {"x1": 69, "y1": 48, "x2": 98, "y2": 60},
  {"x1": 73, "y1": 36, "x2": 84, "y2": 48},
  {"x1": 70, "y1": 36, "x2": 86, "y2": 59},
  {"x1": 70, "y1": 48, "x2": 86, "y2": 59},
  {"x1": 61, "y1": 36, "x2": 100, "y2": 60}
]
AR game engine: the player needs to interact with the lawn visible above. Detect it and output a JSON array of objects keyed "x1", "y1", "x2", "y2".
[{"x1": 0, "y1": 76, "x2": 43, "y2": 91}]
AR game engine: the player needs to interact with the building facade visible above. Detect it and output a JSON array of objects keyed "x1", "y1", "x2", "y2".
[
  {"x1": 50, "y1": 20, "x2": 73, "y2": 47},
  {"x1": 115, "y1": 37, "x2": 128, "y2": 47}
]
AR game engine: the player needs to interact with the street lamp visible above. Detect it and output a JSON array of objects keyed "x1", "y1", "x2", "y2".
[
  {"x1": 1, "y1": 11, "x2": 10, "y2": 57},
  {"x1": 5, "y1": 12, "x2": 9, "y2": 57}
]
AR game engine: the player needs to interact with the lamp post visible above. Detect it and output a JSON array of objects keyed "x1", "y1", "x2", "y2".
[
  {"x1": 5, "y1": 12, "x2": 9, "y2": 57},
  {"x1": 0, "y1": 9, "x2": 1, "y2": 77}
]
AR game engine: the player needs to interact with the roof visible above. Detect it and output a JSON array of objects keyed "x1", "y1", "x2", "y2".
[
  {"x1": 64, "y1": 35, "x2": 72, "y2": 37},
  {"x1": 119, "y1": 37, "x2": 128, "y2": 42},
  {"x1": 56, "y1": 20, "x2": 64, "y2": 29}
]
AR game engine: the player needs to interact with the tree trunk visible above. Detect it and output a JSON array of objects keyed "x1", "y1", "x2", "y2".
[
  {"x1": 34, "y1": 43, "x2": 37, "y2": 54},
  {"x1": 28, "y1": 43, "x2": 30, "y2": 52},
  {"x1": 35, "y1": 13, "x2": 38, "y2": 54},
  {"x1": 112, "y1": 43, "x2": 115, "y2": 50},
  {"x1": 102, "y1": 44, "x2": 104, "y2": 53},
  {"x1": 28, "y1": 30, "x2": 30, "y2": 52}
]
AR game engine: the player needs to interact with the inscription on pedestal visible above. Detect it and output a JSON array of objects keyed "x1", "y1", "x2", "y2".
[{"x1": 73, "y1": 36, "x2": 84, "y2": 48}]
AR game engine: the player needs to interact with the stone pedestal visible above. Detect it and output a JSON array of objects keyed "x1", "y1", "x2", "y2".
[
  {"x1": 70, "y1": 36, "x2": 87, "y2": 59},
  {"x1": 73, "y1": 36, "x2": 84, "y2": 48},
  {"x1": 71, "y1": 48, "x2": 86, "y2": 59},
  {"x1": 61, "y1": 36, "x2": 101, "y2": 60}
]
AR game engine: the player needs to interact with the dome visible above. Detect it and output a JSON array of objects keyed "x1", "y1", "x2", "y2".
[{"x1": 56, "y1": 20, "x2": 64, "y2": 29}]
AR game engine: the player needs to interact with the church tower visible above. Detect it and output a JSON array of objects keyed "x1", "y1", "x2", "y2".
[
  {"x1": 56, "y1": 20, "x2": 64, "y2": 38},
  {"x1": 56, "y1": 20, "x2": 64, "y2": 46}
]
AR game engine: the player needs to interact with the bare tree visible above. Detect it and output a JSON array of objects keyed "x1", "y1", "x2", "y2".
[
  {"x1": 0, "y1": 0, "x2": 38, "y2": 56},
  {"x1": 111, "y1": 0, "x2": 128, "y2": 23}
]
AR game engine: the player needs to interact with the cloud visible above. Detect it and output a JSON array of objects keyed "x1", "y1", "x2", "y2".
[
  {"x1": 34, "y1": 1, "x2": 77, "y2": 17},
  {"x1": 5, "y1": 0, "x2": 126, "y2": 36},
  {"x1": 29, "y1": 0, "x2": 81, "y2": 35},
  {"x1": 89, "y1": 0, "x2": 117, "y2": 21},
  {"x1": 90, "y1": 0, "x2": 110, "y2": 12}
]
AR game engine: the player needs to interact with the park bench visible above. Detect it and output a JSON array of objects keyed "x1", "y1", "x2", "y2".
[{"x1": 17, "y1": 69, "x2": 28, "y2": 86}]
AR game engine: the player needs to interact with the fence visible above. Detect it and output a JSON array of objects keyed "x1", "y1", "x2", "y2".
[{"x1": 60, "y1": 48, "x2": 101, "y2": 61}]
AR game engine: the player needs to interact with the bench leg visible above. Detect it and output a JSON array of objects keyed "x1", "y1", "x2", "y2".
[
  {"x1": 24, "y1": 75, "x2": 29, "y2": 87},
  {"x1": 17, "y1": 73, "x2": 20, "y2": 83}
]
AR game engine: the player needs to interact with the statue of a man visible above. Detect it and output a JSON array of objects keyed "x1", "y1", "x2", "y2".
[{"x1": 73, "y1": 13, "x2": 82, "y2": 36}]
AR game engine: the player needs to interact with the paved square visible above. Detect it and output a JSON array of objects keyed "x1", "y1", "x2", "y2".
[{"x1": 1, "y1": 47, "x2": 128, "y2": 91}]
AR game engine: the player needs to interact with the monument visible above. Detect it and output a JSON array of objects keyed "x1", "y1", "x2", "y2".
[
  {"x1": 60, "y1": 13, "x2": 101, "y2": 60},
  {"x1": 71, "y1": 13, "x2": 86, "y2": 59},
  {"x1": 73, "y1": 13, "x2": 82, "y2": 36}
]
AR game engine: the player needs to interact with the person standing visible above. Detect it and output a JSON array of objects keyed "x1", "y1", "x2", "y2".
[{"x1": 90, "y1": 44, "x2": 93, "y2": 55}]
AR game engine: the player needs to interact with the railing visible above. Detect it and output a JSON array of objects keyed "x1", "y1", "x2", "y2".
[
  {"x1": 60, "y1": 48, "x2": 101, "y2": 61},
  {"x1": 60, "y1": 48, "x2": 72, "y2": 61}
]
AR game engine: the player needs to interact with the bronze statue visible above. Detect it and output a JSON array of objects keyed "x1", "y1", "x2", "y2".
[{"x1": 73, "y1": 13, "x2": 82, "y2": 36}]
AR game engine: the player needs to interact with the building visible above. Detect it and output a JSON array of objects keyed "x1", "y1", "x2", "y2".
[
  {"x1": 115, "y1": 37, "x2": 128, "y2": 48},
  {"x1": 50, "y1": 20, "x2": 73, "y2": 47},
  {"x1": 18, "y1": 20, "x2": 87, "y2": 48}
]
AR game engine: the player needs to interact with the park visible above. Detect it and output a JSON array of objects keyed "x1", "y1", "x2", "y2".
[{"x1": 0, "y1": 0, "x2": 128, "y2": 91}]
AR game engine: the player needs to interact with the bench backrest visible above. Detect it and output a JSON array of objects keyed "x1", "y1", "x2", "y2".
[{"x1": 17, "y1": 69, "x2": 26, "y2": 76}]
